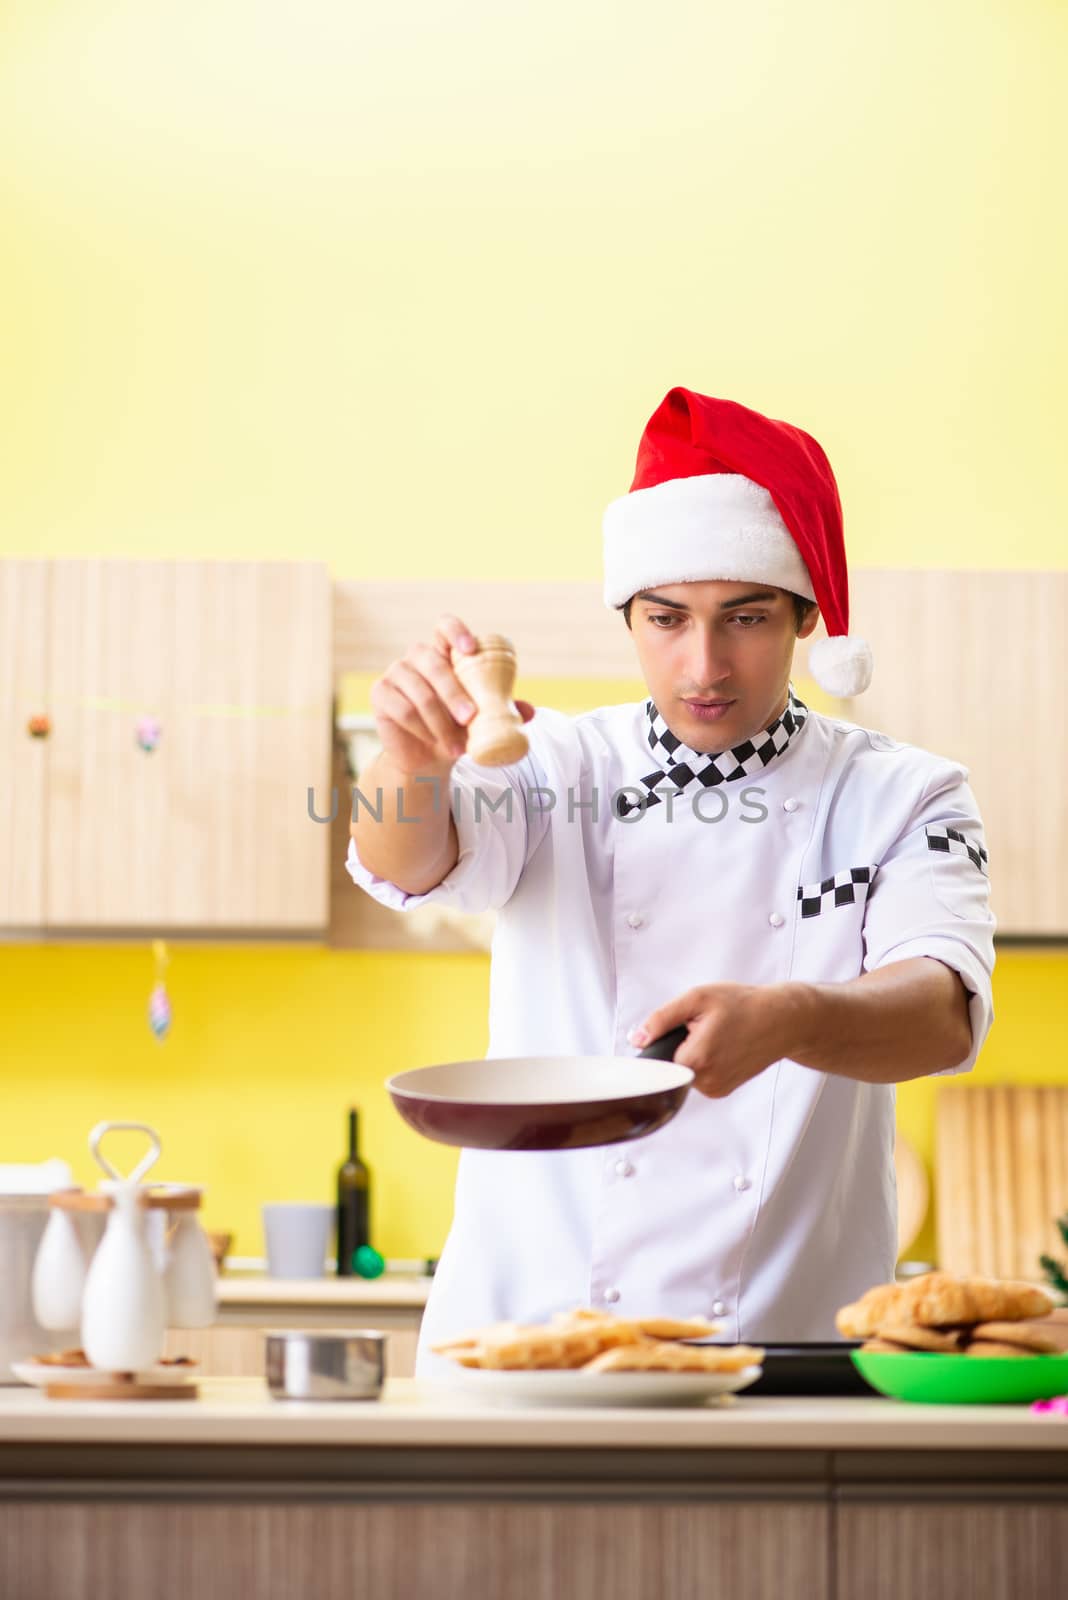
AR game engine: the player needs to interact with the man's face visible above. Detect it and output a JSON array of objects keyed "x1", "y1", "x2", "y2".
[{"x1": 627, "y1": 580, "x2": 821, "y2": 752}]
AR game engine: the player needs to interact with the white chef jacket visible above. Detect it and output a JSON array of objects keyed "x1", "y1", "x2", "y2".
[{"x1": 345, "y1": 688, "x2": 995, "y2": 1374}]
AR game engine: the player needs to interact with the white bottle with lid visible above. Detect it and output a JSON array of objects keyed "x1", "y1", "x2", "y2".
[
  {"x1": 79, "y1": 1121, "x2": 166, "y2": 1373},
  {"x1": 81, "y1": 1179, "x2": 166, "y2": 1372},
  {"x1": 31, "y1": 1208, "x2": 87, "y2": 1332}
]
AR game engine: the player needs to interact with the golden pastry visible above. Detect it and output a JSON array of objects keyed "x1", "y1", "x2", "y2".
[
  {"x1": 581, "y1": 1341, "x2": 764, "y2": 1374},
  {"x1": 963, "y1": 1341, "x2": 1031, "y2": 1358},
  {"x1": 873, "y1": 1322, "x2": 965, "y2": 1353},
  {"x1": 433, "y1": 1306, "x2": 754, "y2": 1373},
  {"x1": 553, "y1": 1307, "x2": 720, "y2": 1342},
  {"x1": 836, "y1": 1274, "x2": 1053, "y2": 1338},
  {"x1": 968, "y1": 1318, "x2": 1068, "y2": 1354}
]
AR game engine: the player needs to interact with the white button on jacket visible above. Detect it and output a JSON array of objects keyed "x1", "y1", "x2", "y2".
[{"x1": 347, "y1": 689, "x2": 995, "y2": 1375}]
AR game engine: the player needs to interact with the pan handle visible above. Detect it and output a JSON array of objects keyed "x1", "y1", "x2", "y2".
[{"x1": 637, "y1": 1024, "x2": 689, "y2": 1062}]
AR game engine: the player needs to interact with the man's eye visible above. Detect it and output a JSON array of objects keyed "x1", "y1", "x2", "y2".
[
  {"x1": 732, "y1": 614, "x2": 766, "y2": 627},
  {"x1": 649, "y1": 614, "x2": 680, "y2": 627}
]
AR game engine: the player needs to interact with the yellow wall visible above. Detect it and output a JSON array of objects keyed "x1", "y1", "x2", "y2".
[
  {"x1": 2, "y1": 2, "x2": 1066, "y2": 1264},
  {"x1": 1, "y1": 937, "x2": 1066, "y2": 1263}
]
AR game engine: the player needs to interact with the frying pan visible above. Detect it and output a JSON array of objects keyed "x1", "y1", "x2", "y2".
[{"x1": 386, "y1": 1026, "x2": 692, "y2": 1152}]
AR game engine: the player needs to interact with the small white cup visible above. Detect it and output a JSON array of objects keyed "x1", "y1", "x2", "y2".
[{"x1": 261, "y1": 1203, "x2": 333, "y2": 1280}]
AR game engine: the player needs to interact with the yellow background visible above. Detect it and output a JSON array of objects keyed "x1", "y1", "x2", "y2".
[{"x1": 1, "y1": 1, "x2": 1066, "y2": 1267}]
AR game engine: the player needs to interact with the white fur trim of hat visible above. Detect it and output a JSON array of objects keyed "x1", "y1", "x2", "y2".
[{"x1": 603, "y1": 472, "x2": 872, "y2": 697}]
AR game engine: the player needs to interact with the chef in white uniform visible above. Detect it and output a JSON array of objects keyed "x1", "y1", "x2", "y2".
[{"x1": 346, "y1": 387, "x2": 995, "y2": 1376}]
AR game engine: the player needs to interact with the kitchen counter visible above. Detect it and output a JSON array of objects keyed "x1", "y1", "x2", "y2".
[
  {"x1": 4, "y1": 1381, "x2": 1067, "y2": 1600},
  {"x1": 1, "y1": 1375, "x2": 1067, "y2": 1451}
]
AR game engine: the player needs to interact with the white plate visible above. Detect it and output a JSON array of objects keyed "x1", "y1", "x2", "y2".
[
  {"x1": 12, "y1": 1359, "x2": 199, "y2": 1390},
  {"x1": 432, "y1": 1364, "x2": 762, "y2": 1408}
]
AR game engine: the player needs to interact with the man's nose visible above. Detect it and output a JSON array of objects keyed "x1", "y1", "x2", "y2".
[{"x1": 687, "y1": 627, "x2": 732, "y2": 685}]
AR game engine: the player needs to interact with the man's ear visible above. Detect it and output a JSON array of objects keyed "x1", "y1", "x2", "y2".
[{"x1": 797, "y1": 605, "x2": 821, "y2": 640}]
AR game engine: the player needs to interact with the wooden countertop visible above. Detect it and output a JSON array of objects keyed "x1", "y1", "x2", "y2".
[
  {"x1": 2, "y1": 1377, "x2": 1066, "y2": 1450},
  {"x1": 216, "y1": 1276, "x2": 430, "y2": 1309}
]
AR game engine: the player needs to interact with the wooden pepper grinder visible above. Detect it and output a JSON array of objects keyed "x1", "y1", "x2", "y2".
[{"x1": 449, "y1": 633, "x2": 529, "y2": 766}]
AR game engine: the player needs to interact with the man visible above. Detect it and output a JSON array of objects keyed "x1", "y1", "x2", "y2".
[{"x1": 347, "y1": 387, "x2": 995, "y2": 1375}]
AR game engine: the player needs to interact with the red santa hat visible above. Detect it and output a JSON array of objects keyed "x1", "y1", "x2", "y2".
[{"x1": 602, "y1": 388, "x2": 873, "y2": 697}]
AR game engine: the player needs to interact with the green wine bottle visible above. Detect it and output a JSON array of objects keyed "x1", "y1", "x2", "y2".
[{"x1": 336, "y1": 1107, "x2": 371, "y2": 1276}]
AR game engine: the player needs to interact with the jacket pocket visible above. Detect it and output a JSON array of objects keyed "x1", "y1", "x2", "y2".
[{"x1": 924, "y1": 826, "x2": 990, "y2": 920}]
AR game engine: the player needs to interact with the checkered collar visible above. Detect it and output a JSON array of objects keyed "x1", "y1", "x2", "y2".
[{"x1": 618, "y1": 685, "x2": 809, "y2": 816}]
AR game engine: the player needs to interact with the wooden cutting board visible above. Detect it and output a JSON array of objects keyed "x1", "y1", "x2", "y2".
[{"x1": 936, "y1": 1086, "x2": 1068, "y2": 1279}]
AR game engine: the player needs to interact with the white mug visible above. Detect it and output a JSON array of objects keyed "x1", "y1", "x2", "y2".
[{"x1": 262, "y1": 1203, "x2": 332, "y2": 1279}]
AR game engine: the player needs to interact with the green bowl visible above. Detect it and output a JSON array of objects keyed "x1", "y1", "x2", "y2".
[{"x1": 851, "y1": 1349, "x2": 1068, "y2": 1405}]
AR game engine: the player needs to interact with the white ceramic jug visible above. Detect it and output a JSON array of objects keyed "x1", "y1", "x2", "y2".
[
  {"x1": 79, "y1": 1122, "x2": 166, "y2": 1373},
  {"x1": 81, "y1": 1180, "x2": 166, "y2": 1373},
  {"x1": 162, "y1": 1209, "x2": 217, "y2": 1328},
  {"x1": 31, "y1": 1208, "x2": 87, "y2": 1332}
]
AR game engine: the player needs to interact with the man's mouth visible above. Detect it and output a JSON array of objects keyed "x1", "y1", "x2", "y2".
[{"x1": 682, "y1": 697, "x2": 736, "y2": 721}]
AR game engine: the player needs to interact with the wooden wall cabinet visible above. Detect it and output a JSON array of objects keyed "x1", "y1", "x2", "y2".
[
  {"x1": 825, "y1": 570, "x2": 1068, "y2": 939},
  {"x1": 0, "y1": 559, "x2": 333, "y2": 935},
  {"x1": 0, "y1": 560, "x2": 49, "y2": 925}
]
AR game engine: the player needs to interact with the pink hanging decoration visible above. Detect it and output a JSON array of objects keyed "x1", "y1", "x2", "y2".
[
  {"x1": 148, "y1": 941, "x2": 172, "y2": 1042},
  {"x1": 136, "y1": 715, "x2": 162, "y2": 753}
]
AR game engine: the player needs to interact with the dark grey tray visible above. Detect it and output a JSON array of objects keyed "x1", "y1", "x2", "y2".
[{"x1": 710, "y1": 1341, "x2": 868, "y2": 1396}]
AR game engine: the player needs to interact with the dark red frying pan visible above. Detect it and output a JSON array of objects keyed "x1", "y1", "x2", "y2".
[{"x1": 386, "y1": 1027, "x2": 692, "y2": 1152}]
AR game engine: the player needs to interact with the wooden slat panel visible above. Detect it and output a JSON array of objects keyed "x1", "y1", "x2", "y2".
[
  {"x1": 0, "y1": 560, "x2": 49, "y2": 926},
  {"x1": 990, "y1": 1087, "x2": 1016, "y2": 1277},
  {"x1": 1041, "y1": 1088, "x2": 1068, "y2": 1256},
  {"x1": 937, "y1": 1086, "x2": 1068, "y2": 1278},
  {"x1": 1014, "y1": 1088, "x2": 1047, "y2": 1285},
  {"x1": 971, "y1": 1089, "x2": 997, "y2": 1277}
]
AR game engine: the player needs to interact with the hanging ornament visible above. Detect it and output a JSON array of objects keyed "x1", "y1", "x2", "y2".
[
  {"x1": 148, "y1": 939, "x2": 172, "y2": 1043},
  {"x1": 136, "y1": 715, "x2": 162, "y2": 753}
]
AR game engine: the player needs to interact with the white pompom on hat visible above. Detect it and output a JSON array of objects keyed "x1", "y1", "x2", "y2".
[{"x1": 603, "y1": 388, "x2": 873, "y2": 697}]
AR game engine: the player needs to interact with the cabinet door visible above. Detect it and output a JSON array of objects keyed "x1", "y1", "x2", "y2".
[
  {"x1": 837, "y1": 1501, "x2": 1068, "y2": 1600},
  {"x1": 796, "y1": 569, "x2": 1068, "y2": 936},
  {"x1": 0, "y1": 560, "x2": 50, "y2": 926},
  {"x1": 45, "y1": 560, "x2": 332, "y2": 930}
]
